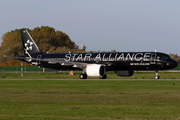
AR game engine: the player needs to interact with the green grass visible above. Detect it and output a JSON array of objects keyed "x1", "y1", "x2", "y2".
[
  {"x1": 172, "y1": 64, "x2": 180, "y2": 70},
  {"x1": 0, "y1": 72, "x2": 180, "y2": 79},
  {"x1": 0, "y1": 66, "x2": 54, "y2": 72},
  {"x1": 0, "y1": 80, "x2": 180, "y2": 119}
]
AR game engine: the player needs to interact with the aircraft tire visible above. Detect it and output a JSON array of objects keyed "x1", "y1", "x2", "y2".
[
  {"x1": 100, "y1": 74, "x2": 107, "y2": 79},
  {"x1": 155, "y1": 76, "x2": 160, "y2": 79},
  {"x1": 79, "y1": 74, "x2": 87, "y2": 79}
]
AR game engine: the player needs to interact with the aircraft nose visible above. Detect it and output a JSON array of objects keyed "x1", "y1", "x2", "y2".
[{"x1": 171, "y1": 60, "x2": 178, "y2": 68}]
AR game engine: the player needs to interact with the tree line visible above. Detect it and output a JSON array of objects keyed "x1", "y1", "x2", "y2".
[
  {"x1": 0, "y1": 26, "x2": 180, "y2": 66},
  {"x1": 0, "y1": 26, "x2": 79, "y2": 65}
]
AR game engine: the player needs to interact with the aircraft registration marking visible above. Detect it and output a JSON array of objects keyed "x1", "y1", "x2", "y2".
[{"x1": 130, "y1": 63, "x2": 150, "y2": 65}]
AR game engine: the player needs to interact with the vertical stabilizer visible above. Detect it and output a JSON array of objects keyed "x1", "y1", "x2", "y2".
[{"x1": 20, "y1": 29, "x2": 41, "y2": 55}]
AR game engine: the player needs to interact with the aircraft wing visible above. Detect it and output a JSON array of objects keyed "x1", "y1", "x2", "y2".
[
  {"x1": 3, "y1": 55, "x2": 90, "y2": 68},
  {"x1": 35, "y1": 57, "x2": 106, "y2": 69},
  {"x1": 41, "y1": 58, "x2": 88, "y2": 68}
]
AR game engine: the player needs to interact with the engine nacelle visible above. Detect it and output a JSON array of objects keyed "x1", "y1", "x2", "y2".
[
  {"x1": 86, "y1": 64, "x2": 106, "y2": 77},
  {"x1": 115, "y1": 71, "x2": 134, "y2": 77}
]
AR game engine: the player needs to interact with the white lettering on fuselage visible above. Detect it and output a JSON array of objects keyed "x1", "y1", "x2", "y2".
[
  {"x1": 84, "y1": 53, "x2": 92, "y2": 61},
  {"x1": 64, "y1": 52, "x2": 154, "y2": 63},
  {"x1": 144, "y1": 53, "x2": 151, "y2": 61},
  {"x1": 134, "y1": 53, "x2": 143, "y2": 61},
  {"x1": 65, "y1": 54, "x2": 71, "y2": 61},
  {"x1": 130, "y1": 63, "x2": 150, "y2": 65},
  {"x1": 76, "y1": 54, "x2": 83, "y2": 61},
  {"x1": 117, "y1": 53, "x2": 125, "y2": 61},
  {"x1": 72, "y1": 54, "x2": 78, "y2": 61},
  {"x1": 95, "y1": 54, "x2": 101, "y2": 61}
]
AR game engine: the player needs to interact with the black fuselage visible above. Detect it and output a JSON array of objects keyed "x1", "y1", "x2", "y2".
[{"x1": 19, "y1": 51, "x2": 178, "y2": 71}]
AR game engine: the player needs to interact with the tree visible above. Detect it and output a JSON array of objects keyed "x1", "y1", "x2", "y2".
[
  {"x1": 0, "y1": 26, "x2": 78, "y2": 65},
  {"x1": 169, "y1": 53, "x2": 180, "y2": 64}
]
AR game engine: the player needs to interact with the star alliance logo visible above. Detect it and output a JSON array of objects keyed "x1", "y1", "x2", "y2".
[{"x1": 24, "y1": 39, "x2": 33, "y2": 51}]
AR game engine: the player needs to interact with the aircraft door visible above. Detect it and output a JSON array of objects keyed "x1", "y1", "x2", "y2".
[
  {"x1": 150, "y1": 53, "x2": 156, "y2": 64},
  {"x1": 37, "y1": 54, "x2": 42, "y2": 65}
]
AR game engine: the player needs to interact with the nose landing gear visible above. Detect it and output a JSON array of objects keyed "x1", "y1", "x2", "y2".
[{"x1": 155, "y1": 70, "x2": 160, "y2": 79}]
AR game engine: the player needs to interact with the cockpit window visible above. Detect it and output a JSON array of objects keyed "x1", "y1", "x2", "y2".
[{"x1": 160, "y1": 56, "x2": 170, "y2": 60}]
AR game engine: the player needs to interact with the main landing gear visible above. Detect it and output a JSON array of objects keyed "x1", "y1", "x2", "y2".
[
  {"x1": 99, "y1": 74, "x2": 107, "y2": 79},
  {"x1": 155, "y1": 70, "x2": 160, "y2": 79},
  {"x1": 79, "y1": 74, "x2": 87, "y2": 79}
]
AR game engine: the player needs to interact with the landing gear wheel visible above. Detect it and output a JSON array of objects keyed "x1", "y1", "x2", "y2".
[
  {"x1": 100, "y1": 74, "x2": 107, "y2": 79},
  {"x1": 79, "y1": 74, "x2": 87, "y2": 79},
  {"x1": 155, "y1": 76, "x2": 160, "y2": 79},
  {"x1": 155, "y1": 70, "x2": 160, "y2": 79}
]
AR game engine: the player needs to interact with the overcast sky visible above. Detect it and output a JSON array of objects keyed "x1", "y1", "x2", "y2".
[{"x1": 0, "y1": 0, "x2": 180, "y2": 55}]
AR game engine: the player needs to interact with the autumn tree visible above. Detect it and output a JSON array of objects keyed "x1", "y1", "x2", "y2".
[
  {"x1": 169, "y1": 53, "x2": 180, "y2": 64},
  {"x1": 0, "y1": 26, "x2": 78, "y2": 65}
]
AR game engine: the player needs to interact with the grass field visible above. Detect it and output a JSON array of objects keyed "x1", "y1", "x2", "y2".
[{"x1": 0, "y1": 80, "x2": 180, "y2": 120}]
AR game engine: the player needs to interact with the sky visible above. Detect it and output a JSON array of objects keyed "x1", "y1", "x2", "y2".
[{"x1": 0, "y1": 0, "x2": 180, "y2": 55}]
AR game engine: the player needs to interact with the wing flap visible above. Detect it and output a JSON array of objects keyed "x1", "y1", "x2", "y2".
[{"x1": 36, "y1": 57, "x2": 90, "y2": 68}]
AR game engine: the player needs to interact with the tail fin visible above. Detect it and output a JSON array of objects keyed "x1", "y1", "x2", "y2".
[{"x1": 20, "y1": 29, "x2": 41, "y2": 55}]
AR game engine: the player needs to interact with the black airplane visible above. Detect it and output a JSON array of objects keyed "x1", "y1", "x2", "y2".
[{"x1": 4, "y1": 29, "x2": 178, "y2": 79}]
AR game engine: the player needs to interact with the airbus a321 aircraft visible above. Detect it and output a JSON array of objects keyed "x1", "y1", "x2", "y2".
[{"x1": 5, "y1": 29, "x2": 178, "y2": 79}]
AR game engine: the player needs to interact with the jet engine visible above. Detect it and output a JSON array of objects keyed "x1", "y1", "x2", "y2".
[
  {"x1": 86, "y1": 64, "x2": 106, "y2": 77},
  {"x1": 115, "y1": 71, "x2": 134, "y2": 77}
]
